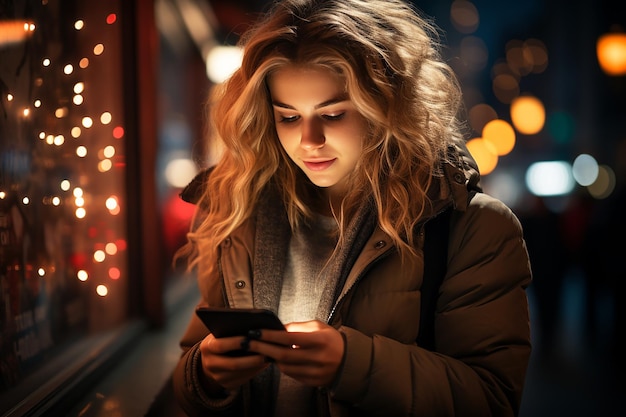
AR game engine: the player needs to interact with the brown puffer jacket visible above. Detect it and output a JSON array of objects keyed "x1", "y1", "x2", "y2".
[{"x1": 172, "y1": 142, "x2": 532, "y2": 417}]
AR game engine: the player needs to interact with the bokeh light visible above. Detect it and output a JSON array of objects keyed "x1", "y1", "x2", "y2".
[
  {"x1": 466, "y1": 137, "x2": 498, "y2": 175},
  {"x1": 525, "y1": 161, "x2": 575, "y2": 196},
  {"x1": 510, "y1": 95, "x2": 545, "y2": 135},
  {"x1": 587, "y1": 164, "x2": 615, "y2": 199},
  {"x1": 482, "y1": 119, "x2": 516, "y2": 156},
  {"x1": 572, "y1": 153, "x2": 599, "y2": 186},
  {"x1": 597, "y1": 32, "x2": 626, "y2": 75}
]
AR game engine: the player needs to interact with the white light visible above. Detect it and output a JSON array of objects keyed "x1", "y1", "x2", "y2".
[
  {"x1": 94, "y1": 250, "x2": 106, "y2": 262},
  {"x1": 96, "y1": 285, "x2": 108, "y2": 297},
  {"x1": 105, "y1": 197, "x2": 118, "y2": 210},
  {"x1": 481, "y1": 170, "x2": 523, "y2": 208},
  {"x1": 572, "y1": 153, "x2": 599, "y2": 186},
  {"x1": 101, "y1": 112, "x2": 112, "y2": 125},
  {"x1": 77, "y1": 270, "x2": 89, "y2": 281},
  {"x1": 164, "y1": 158, "x2": 198, "y2": 188},
  {"x1": 525, "y1": 161, "x2": 575, "y2": 196},
  {"x1": 103, "y1": 145, "x2": 115, "y2": 158},
  {"x1": 206, "y1": 46, "x2": 243, "y2": 83}
]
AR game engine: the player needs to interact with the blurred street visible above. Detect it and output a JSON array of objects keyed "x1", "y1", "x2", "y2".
[{"x1": 522, "y1": 269, "x2": 622, "y2": 416}]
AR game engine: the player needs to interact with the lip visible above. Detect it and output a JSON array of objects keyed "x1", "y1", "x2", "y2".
[{"x1": 303, "y1": 158, "x2": 336, "y2": 171}]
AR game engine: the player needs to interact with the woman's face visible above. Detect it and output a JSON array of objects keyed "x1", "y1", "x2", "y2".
[{"x1": 268, "y1": 65, "x2": 367, "y2": 200}]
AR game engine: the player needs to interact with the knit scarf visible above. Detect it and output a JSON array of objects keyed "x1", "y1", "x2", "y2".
[{"x1": 248, "y1": 186, "x2": 377, "y2": 417}]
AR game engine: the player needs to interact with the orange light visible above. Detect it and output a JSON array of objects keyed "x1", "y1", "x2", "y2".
[
  {"x1": 466, "y1": 138, "x2": 498, "y2": 175},
  {"x1": 597, "y1": 33, "x2": 626, "y2": 75},
  {"x1": 510, "y1": 95, "x2": 545, "y2": 135},
  {"x1": 482, "y1": 119, "x2": 516, "y2": 156},
  {"x1": 0, "y1": 21, "x2": 35, "y2": 46}
]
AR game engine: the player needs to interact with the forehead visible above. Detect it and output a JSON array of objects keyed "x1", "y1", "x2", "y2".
[{"x1": 267, "y1": 64, "x2": 346, "y2": 101}]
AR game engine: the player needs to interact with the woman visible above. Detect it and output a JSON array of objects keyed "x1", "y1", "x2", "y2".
[{"x1": 173, "y1": 0, "x2": 532, "y2": 415}]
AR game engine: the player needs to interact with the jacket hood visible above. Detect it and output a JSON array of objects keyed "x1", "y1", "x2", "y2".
[{"x1": 423, "y1": 137, "x2": 482, "y2": 217}]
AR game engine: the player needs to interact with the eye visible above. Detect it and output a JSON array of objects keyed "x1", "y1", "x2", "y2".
[
  {"x1": 276, "y1": 114, "x2": 299, "y2": 123},
  {"x1": 322, "y1": 112, "x2": 345, "y2": 121}
]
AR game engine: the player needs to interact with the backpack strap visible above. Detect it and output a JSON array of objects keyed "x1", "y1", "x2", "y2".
[{"x1": 417, "y1": 207, "x2": 452, "y2": 351}]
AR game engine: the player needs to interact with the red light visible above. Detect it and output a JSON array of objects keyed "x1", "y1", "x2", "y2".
[
  {"x1": 115, "y1": 239, "x2": 128, "y2": 251},
  {"x1": 69, "y1": 253, "x2": 88, "y2": 269},
  {"x1": 106, "y1": 14, "x2": 117, "y2": 25},
  {"x1": 113, "y1": 126, "x2": 124, "y2": 139},
  {"x1": 109, "y1": 267, "x2": 121, "y2": 280}
]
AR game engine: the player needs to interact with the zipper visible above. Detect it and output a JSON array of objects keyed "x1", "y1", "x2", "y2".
[
  {"x1": 217, "y1": 244, "x2": 230, "y2": 306},
  {"x1": 326, "y1": 205, "x2": 454, "y2": 324},
  {"x1": 326, "y1": 246, "x2": 394, "y2": 324}
]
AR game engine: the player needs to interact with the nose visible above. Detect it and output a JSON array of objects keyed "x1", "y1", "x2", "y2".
[{"x1": 300, "y1": 118, "x2": 325, "y2": 150}]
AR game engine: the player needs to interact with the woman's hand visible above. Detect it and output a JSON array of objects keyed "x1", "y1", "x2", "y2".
[
  {"x1": 198, "y1": 333, "x2": 270, "y2": 391},
  {"x1": 248, "y1": 320, "x2": 345, "y2": 387}
]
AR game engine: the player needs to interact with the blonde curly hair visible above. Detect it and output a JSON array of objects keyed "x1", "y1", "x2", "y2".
[{"x1": 180, "y1": 0, "x2": 465, "y2": 274}]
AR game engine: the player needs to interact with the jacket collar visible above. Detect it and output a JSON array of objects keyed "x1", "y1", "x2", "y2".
[{"x1": 422, "y1": 139, "x2": 483, "y2": 220}]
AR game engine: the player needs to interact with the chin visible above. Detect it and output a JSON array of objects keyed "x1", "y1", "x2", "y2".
[{"x1": 308, "y1": 179, "x2": 336, "y2": 188}]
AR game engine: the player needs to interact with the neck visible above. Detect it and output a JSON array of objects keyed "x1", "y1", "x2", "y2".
[
  {"x1": 318, "y1": 189, "x2": 345, "y2": 218},
  {"x1": 307, "y1": 182, "x2": 348, "y2": 217}
]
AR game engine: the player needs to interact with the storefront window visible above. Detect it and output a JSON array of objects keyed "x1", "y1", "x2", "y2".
[{"x1": 0, "y1": 0, "x2": 135, "y2": 412}]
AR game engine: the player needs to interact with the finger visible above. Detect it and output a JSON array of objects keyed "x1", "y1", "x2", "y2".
[
  {"x1": 202, "y1": 334, "x2": 254, "y2": 356},
  {"x1": 259, "y1": 320, "x2": 330, "y2": 346},
  {"x1": 262, "y1": 330, "x2": 332, "y2": 352},
  {"x1": 284, "y1": 321, "x2": 326, "y2": 332},
  {"x1": 249, "y1": 339, "x2": 310, "y2": 364},
  {"x1": 273, "y1": 350, "x2": 339, "y2": 387},
  {"x1": 252, "y1": 328, "x2": 290, "y2": 346},
  {"x1": 256, "y1": 329, "x2": 319, "y2": 349},
  {"x1": 199, "y1": 343, "x2": 270, "y2": 390},
  {"x1": 201, "y1": 336, "x2": 269, "y2": 370}
]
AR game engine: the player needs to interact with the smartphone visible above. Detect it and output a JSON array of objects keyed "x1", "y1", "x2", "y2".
[{"x1": 195, "y1": 307, "x2": 285, "y2": 338}]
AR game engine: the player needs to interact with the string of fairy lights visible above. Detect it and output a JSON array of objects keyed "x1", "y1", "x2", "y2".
[{"x1": 1, "y1": 5, "x2": 127, "y2": 302}]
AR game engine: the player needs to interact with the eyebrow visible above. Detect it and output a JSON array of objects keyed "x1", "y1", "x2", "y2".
[{"x1": 272, "y1": 96, "x2": 349, "y2": 110}]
